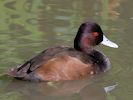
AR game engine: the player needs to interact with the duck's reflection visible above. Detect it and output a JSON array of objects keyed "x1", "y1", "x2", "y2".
[{"x1": 5, "y1": 77, "x2": 109, "y2": 100}]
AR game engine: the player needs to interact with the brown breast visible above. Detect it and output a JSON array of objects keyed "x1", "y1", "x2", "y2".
[{"x1": 35, "y1": 54, "x2": 95, "y2": 81}]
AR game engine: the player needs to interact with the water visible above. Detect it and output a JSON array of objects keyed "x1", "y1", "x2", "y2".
[{"x1": 0, "y1": 0, "x2": 133, "y2": 100}]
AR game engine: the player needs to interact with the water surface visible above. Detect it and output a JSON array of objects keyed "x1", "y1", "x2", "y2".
[{"x1": 0, "y1": 0, "x2": 133, "y2": 100}]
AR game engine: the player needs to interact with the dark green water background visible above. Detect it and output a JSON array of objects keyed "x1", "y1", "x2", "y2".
[{"x1": 0, "y1": 0, "x2": 133, "y2": 100}]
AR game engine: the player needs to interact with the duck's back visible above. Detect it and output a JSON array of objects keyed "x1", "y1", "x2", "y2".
[{"x1": 8, "y1": 46, "x2": 110, "y2": 81}]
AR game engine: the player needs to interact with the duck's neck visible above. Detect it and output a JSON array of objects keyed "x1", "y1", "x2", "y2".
[{"x1": 74, "y1": 34, "x2": 94, "y2": 53}]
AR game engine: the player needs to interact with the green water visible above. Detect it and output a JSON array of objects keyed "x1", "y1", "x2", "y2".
[{"x1": 0, "y1": 0, "x2": 133, "y2": 100}]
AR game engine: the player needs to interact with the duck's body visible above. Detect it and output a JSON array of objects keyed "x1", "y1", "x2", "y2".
[
  {"x1": 9, "y1": 46, "x2": 109, "y2": 81},
  {"x1": 8, "y1": 21, "x2": 118, "y2": 81}
]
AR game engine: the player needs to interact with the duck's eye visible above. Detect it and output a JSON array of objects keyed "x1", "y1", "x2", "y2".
[{"x1": 92, "y1": 32, "x2": 99, "y2": 37}]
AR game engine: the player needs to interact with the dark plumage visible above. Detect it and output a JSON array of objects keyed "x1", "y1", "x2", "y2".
[{"x1": 8, "y1": 21, "x2": 117, "y2": 82}]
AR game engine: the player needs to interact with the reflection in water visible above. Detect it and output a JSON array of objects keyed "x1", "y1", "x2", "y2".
[{"x1": 4, "y1": 77, "x2": 107, "y2": 100}]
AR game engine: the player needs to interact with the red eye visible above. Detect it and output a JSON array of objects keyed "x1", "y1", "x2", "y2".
[{"x1": 92, "y1": 32, "x2": 99, "y2": 37}]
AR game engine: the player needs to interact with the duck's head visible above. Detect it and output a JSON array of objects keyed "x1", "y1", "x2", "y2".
[{"x1": 74, "y1": 21, "x2": 118, "y2": 52}]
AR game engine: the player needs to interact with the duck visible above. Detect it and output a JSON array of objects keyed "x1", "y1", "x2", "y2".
[{"x1": 8, "y1": 21, "x2": 118, "y2": 82}]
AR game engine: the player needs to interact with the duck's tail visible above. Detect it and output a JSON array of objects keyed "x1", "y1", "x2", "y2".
[
  {"x1": 7, "y1": 65, "x2": 29, "y2": 79},
  {"x1": 7, "y1": 65, "x2": 44, "y2": 82}
]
